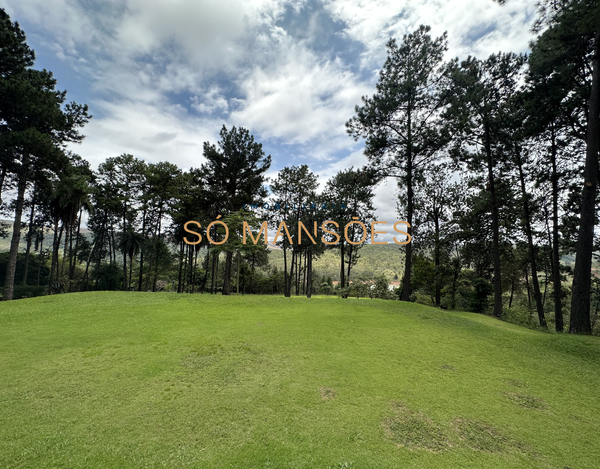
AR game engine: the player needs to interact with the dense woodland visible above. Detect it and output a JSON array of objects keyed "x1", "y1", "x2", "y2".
[{"x1": 1, "y1": 1, "x2": 600, "y2": 334}]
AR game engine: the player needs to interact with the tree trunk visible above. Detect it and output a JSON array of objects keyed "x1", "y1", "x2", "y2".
[
  {"x1": 451, "y1": 263, "x2": 459, "y2": 309},
  {"x1": 122, "y1": 252, "x2": 128, "y2": 291},
  {"x1": 55, "y1": 224, "x2": 64, "y2": 285},
  {"x1": 570, "y1": 32, "x2": 599, "y2": 334},
  {"x1": 525, "y1": 268, "x2": 531, "y2": 309},
  {"x1": 302, "y1": 250, "x2": 307, "y2": 295},
  {"x1": 237, "y1": 251, "x2": 241, "y2": 295},
  {"x1": 550, "y1": 124, "x2": 564, "y2": 331},
  {"x1": 152, "y1": 214, "x2": 162, "y2": 292},
  {"x1": 177, "y1": 241, "x2": 184, "y2": 293},
  {"x1": 200, "y1": 247, "x2": 210, "y2": 293},
  {"x1": 340, "y1": 241, "x2": 346, "y2": 290},
  {"x1": 210, "y1": 252, "x2": 217, "y2": 294},
  {"x1": 21, "y1": 200, "x2": 36, "y2": 286},
  {"x1": 401, "y1": 165, "x2": 413, "y2": 301},
  {"x1": 49, "y1": 218, "x2": 59, "y2": 292},
  {"x1": 3, "y1": 154, "x2": 29, "y2": 301},
  {"x1": 191, "y1": 246, "x2": 199, "y2": 294},
  {"x1": 222, "y1": 251, "x2": 233, "y2": 295},
  {"x1": 214, "y1": 254, "x2": 219, "y2": 292},
  {"x1": 82, "y1": 237, "x2": 95, "y2": 289},
  {"x1": 61, "y1": 222, "x2": 71, "y2": 279},
  {"x1": 289, "y1": 249, "x2": 296, "y2": 297},
  {"x1": 69, "y1": 208, "x2": 82, "y2": 292},
  {"x1": 128, "y1": 253, "x2": 134, "y2": 289},
  {"x1": 434, "y1": 216, "x2": 441, "y2": 307},
  {"x1": 283, "y1": 240, "x2": 289, "y2": 297},
  {"x1": 295, "y1": 250, "x2": 301, "y2": 296},
  {"x1": 542, "y1": 264, "x2": 549, "y2": 308},
  {"x1": 182, "y1": 244, "x2": 190, "y2": 293},
  {"x1": 515, "y1": 148, "x2": 547, "y2": 328},
  {"x1": 95, "y1": 217, "x2": 107, "y2": 290},
  {"x1": 36, "y1": 231, "x2": 44, "y2": 287},
  {"x1": 144, "y1": 240, "x2": 154, "y2": 291},
  {"x1": 138, "y1": 208, "x2": 147, "y2": 291},
  {"x1": 346, "y1": 242, "x2": 354, "y2": 284},
  {"x1": 484, "y1": 122, "x2": 503, "y2": 317},
  {"x1": 401, "y1": 108, "x2": 414, "y2": 302},
  {"x1": 111, "y1": 231, "x2": 117, "y2": 265},
  {"x1": 306, "y1": 248, "x2": 313, "y2": 298}
]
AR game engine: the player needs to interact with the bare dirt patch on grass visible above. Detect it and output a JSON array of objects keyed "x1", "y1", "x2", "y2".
[
  {"x1": 453, "y1": 417, "x2": 532, "y2": 455},
  {"x1": 382, "y1": 402, "x2": 452, "y2": 453},
  {"x1": 502, "y1": 392, "x2": 548, "y2": 410},
  {"x1": 505, "y1": 379, "x2": 528, "y2": 388},
  {"x1": 320, "y1": 387, "x2": 336, "y2": 400}
]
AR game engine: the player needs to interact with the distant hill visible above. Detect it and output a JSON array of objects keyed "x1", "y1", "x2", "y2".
[
  {"x1": 267, "y1": 243, "x2": 405, "y2": 281},
  {"x1": 0, "y1": 220, "x2": 91, "y2": 252}
]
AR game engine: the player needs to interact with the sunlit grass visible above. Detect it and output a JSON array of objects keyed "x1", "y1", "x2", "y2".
[{"x1": 1, "y1": 292, "x2": 599, "y2": 468}]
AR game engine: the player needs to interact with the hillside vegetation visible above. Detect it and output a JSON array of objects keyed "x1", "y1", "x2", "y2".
[
  {"x1": 1, "y1": 293, "x2": 598, "y2": 468},
  {"x1": 267, "y1": 244, "x2": 405, "y2": 281}
]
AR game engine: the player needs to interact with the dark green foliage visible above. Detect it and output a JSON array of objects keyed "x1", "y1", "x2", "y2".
[
  {"x1": 94, "y1": 263, "x2": 123, "y2": 291},
  {"x1": 346, "y1": 25, "x2": 450, "y2": 302},
  {"x1": 0, "y1": 252, "x2": 49, "y2": 287},
  {"x1": 0, "y1": 8, "x2": 89, "y2": 301},
  {"x1": 11, "y1": 285, "x2": 45, "y2": 299},
  {"x1": 0, "y1": 8, "x2": 34, "y2": 77},
  {"x1": 469, "y1": 277, "x2": 494, "y2": 314},
  {"x1": 322, "y1": 167, "x2": 375, "y2": 293},
  {"x1": 202, "y1": 125, "x2": 271, "y2": 295},
  {"x1": 372, "y1": 275, "x2": 395, "y2": 300}
]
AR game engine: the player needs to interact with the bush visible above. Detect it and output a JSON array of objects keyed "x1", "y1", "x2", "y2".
[
  {"x1": 372, "y1": 275, "x2": 394, "y2": 300},
  {"x1": 469, "y1": 277, "x2": 493, "y2": 314},
  {"x1": 11, "y1": 285, "x2": 46, "y2": 299},
  {"x1": 502, "y1": 305, "x2": 536, "y2": 329},
  {"x1": 337, "y1": 287, "x2": 350, "y2": 299},
  {"x1": 95, "y1": 263, "x2": 123, "y2": 291},
  {"x1": 412, "y1": 291, "x2": 434, "y2": 306}
]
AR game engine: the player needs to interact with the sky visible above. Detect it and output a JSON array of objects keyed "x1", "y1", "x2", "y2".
[{"x1": 4, "y1": 0, "x2": 538, "y2": 240}]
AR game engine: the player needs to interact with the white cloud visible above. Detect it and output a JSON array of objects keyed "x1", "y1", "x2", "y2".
[
  {"x1": 72, "y1": 99, "x2": 221, "y2": 170},
  {"x1": 3, "y1": 0, "x2": 539, "y2": 226},
  {"x1": 324, "y1": 0, "x2": 537, "y2": 70},
  {"x1": 191, "y1": 87, "x2": 229, "y2": 114},
  {"x1": 231, "y1": 37, "x2": 370, "y2": 158}
]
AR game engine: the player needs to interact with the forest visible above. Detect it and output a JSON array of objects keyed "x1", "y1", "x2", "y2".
[{"x1": 1, "y1": 1, "x2": 600, "y2": 336}]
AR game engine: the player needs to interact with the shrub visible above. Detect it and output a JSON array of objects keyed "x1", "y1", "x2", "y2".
[
  {"x1": 12, "y1": 285, "x2": 46, "y2": 299},
  {"x1": 469, "y1": 277, "x2": 493, "y2": 314}
]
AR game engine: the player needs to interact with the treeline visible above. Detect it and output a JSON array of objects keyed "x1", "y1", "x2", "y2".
[
  {"x1": 2, "y1": 3, "x2": 600, "y2": 335},
  {"x1": 344, "y1": 1, "x2": 600, "y2": 334}
]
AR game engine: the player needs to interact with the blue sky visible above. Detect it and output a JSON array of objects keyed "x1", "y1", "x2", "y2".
[{"x1": 5, "y1": 0, "x2": 537, "y2": 234}]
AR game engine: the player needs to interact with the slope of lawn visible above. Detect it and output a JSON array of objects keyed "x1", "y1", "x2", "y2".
[{"x1": 1, "y1": 293, "x2": 599, "y2": 468}]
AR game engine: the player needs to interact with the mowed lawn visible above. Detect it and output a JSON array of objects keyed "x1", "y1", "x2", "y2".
[{"x1": 1, "y1": 293, "x2": 599, "y2": 468}]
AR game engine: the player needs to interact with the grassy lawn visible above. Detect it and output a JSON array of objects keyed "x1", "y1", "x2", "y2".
[{"x1": 1, "y1": 293, "x2": 599, "y2": 468}]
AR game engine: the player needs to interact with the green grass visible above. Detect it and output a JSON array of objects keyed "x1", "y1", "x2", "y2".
[{"x1": 1, "y1": 293, "x2": 599, "y2": 468}]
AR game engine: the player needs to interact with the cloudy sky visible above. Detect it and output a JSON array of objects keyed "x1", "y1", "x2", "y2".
[{"x1": 5, "y1": 0, "x2": 538, "y2": 235}]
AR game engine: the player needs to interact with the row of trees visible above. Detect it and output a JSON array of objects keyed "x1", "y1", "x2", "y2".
[
  {"x1": 345, "y1": 0, "x2": 600, "y2": 333},
  {"x1": 0, "y1": 8, "x2": 380, "y2": 301},
  {"x1": 0, "y1": 9, "x2": 90, "y2": 301}
]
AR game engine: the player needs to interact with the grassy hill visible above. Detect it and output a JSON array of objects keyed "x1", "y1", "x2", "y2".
[{"x1": 1, "y1": 293, "x2": 599, "y2": 468}]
